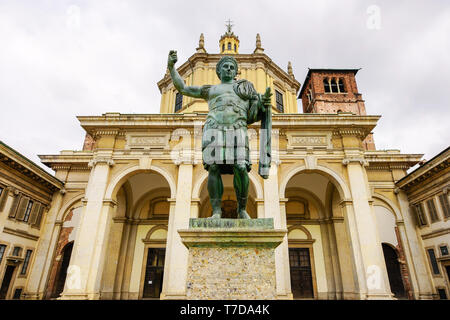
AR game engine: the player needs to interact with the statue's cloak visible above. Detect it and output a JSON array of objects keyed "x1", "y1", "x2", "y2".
[{"x1": 233, "y1": 80, "x2": 271, "y2": 179}]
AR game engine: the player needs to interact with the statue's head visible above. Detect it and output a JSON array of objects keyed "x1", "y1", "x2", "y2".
[{"x1": 216, "y1": 56, "x2": 238, "y2": 81}]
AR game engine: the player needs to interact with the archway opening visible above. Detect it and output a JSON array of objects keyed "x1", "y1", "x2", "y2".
[
  {"x1": 101, "y1": 170, "x2": 172, "y2": 300},
  {"x1": 197, "y1": 174, "x2": 259, "y2": 219},
  {"x1": 283, "y1": 169, "x2": 355, "y2": 300},
  {"x1": 52, "y1": 241, "x2": 73, "y2": 298},
  {"x1": 382, "y1": 243, "x2": 406, "y2": 299}
]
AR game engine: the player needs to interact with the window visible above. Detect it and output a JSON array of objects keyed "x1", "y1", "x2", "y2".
[
  {"x1": 23, "y1": 200, "x2": 34, "y2": 222},
  {"x1": 338, "y1": 78, "x2": 346, "y2": 92},
  {"x1": 12, "y1": 246, "x2": 21, "y2": 256},
  {"x1": 439, "y1": 194, "x2": 450, "y2": 218},
  {"x1": 222, "y1": 43, "x2": 225, "y2": 52},
  {"x1": 427, "y1": 248, "x2": 440, "y2": 275},
  {"x1": 0, "y1": 245, "x2": 6, "y2": 264},
  {"x1": 426, "y1": 199, "x2": 439, "y2": 223},
  {"x1": 21, "y1": 250, "x2": 32, "y2": 275},
  {"x1": 12, "y1": 288, "x2": 22, "y2": 300},
  {"x1": 275, "y1": 90, "x2": 284, "y2": 112},
  {"x1": 0, "y1": 187, "x2": 3, "y2": 197},
  {"x1": 330, "y1": 78, "x2": 338, "y2": 93},
  {"x1": 323, "y1": 78, "x2": 331, "y2": 93},
  {"x1": 234, "y1": 44, "x2": 236, "y2": 52},
  {"x1": 227, "y1": 42, "x2": 231, "y2": 50},
  {"x1": 174, "y1": 92, "x2": 183, "y2": 112},
  {"x1": 438, "y1": 289, "x2": 448, "y2": 300},
  {"x1": 440, "y1": 245, "x2": 449, "y2": 256},
  {"x1": 413, "y1": 203, "x2": 427, "y2": 226}
]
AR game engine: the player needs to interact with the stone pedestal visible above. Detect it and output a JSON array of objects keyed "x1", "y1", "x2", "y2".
[{"x1": 178, "y1": 218, "x2": 286, "y2": 300}]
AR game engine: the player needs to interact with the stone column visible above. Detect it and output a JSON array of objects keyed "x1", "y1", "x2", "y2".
[
  {"x1": 343, "y1": 158, "x2": 393, "y2": 299},
  {"x1": 332, "y1": 216, "x2": 357, "y2": 299},
  {"x1": 100, "y1": 217, "x2": 126, "y2": 299},
  {"x1": 255, "y1": 198, "x2": 264, "y2": 219},
  {"x1": 396, "y1": 190, "x2": 434, "y2": 299},
  {"x1": 61, "y1": 157, "x2": 114, "y2": 300},
  {"x1": 190, "y1": 198, "x2": 200, "y2": 218},
  {"x1": 278, "y1": 198, "x2": 292, "y2": 299},
  {"x1": 24, "y1": 191, "x2": 64, "y2": 299},
  {"x1": 160, "y1": 163, "x2": 193, "y2": 299},
  {"x1": 263, "y1": 164, "x2": 291, "y2": 299}
]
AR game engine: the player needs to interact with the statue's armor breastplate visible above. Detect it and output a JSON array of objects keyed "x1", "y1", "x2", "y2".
[{"x1": 206, "y1": 93, "x2": 248, "y2": 129}]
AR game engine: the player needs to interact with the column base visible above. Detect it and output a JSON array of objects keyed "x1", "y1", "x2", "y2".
[
  {"x1": 276, "y1": 293, "x2": 293, "y2": 300},
  {"x1": 160, "y1": 292, "x2": 187, "y2": 300},
  {"x1": 418, "y1": 293, "x2": 435, "y2": 300},
  {"x1": 365, "y1": 292, "x2": 395, "y2": 300},
  {"x1": 22, "y1": 292, "x2": 43, "y2": 300},
  {"x1": 59, "y1": 292, "x2": 101, "y2": 300}
]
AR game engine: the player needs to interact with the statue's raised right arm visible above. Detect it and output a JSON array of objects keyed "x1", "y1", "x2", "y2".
[{"x1": 167, "y1": 50, "x2": 206, "y2": 99}]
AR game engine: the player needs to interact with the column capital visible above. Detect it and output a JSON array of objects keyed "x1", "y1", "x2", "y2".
[
  {"x1": 102, "y1": 199, "x2": 117, "y2": 208},
  {"x1": 443, "y1": 186, "x2": 449, "y2": 195},
  {"x1": 339, "y1": 199, "x2": 353, "y2": 208},
  {"x1": 88, "y1": 158, "x2": 115, "y2": 168},
  {"x1": 342, "y1": 157, "x2": 369, "y2": 167}
]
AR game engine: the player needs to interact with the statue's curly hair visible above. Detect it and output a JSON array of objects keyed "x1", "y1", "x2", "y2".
[{"x1": 216, "y1": 56, "x2": 238, "y2": 79}]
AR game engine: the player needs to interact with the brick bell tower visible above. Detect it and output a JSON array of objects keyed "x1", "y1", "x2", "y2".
[{"x1": 298, "y1": 69, "x2": 375, "y2": 150}]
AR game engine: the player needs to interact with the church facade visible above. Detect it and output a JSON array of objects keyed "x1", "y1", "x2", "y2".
[{"x1": 1, "y1": 27, "x2": 446, "y2": 300}]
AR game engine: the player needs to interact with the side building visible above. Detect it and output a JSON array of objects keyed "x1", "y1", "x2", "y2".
[
  {"x1": 0, "y1": 141, "x2": 63, "y2": 299},
  {"x1": 396, "y1": 147, "x2": 450, "y2": 299}
]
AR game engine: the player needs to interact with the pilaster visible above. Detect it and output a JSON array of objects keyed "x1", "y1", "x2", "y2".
[
  {"x1": 263, "y1": 164, "x2": 292, "y2": 299},
  {"x1": 396, "y1": 190, "x2": 434, "y2": 299},
  {"x1": 61, "y1": 156, "x2": 114, "y2": 299},
  {"x1": 160, "y1": 163, "x2": 193, "y2": 299},
  {"x1": 343, "y1": 158, "x2": 393, "y2": 299},
  {"x1": 23, "y1": 191, "x2": 64, "y2": 299}
]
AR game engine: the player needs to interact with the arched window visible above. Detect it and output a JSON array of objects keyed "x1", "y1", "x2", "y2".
[
  {"x1": 228, "y1": 42, "x2": 231, "y2": 50},
  {"x1": 330, "y1": 78, "x2": 338, "y2": 93},
  {"x1": 338, "y1": 78, "x2": 345, "y2": 93},
  {"x1": 323, "y1": 78, "x2": 331, "y2": 93},
  {"x1": 222, "y1": 43, "x2": 225, "y2": 52},
  {"x1": 234, "y1": 44, "x2": 237, "y2": 52}
]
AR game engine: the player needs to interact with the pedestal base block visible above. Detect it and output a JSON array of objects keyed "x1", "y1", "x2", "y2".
[{"x1": 178, "y1": 218, "x2": 286, "y2": 300}]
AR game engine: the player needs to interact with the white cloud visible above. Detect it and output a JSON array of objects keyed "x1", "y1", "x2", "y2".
[{"x1": 0, "y1": 0, "x2": 448, "y2": 173}]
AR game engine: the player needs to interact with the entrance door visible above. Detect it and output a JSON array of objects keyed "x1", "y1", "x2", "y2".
[
  {"x1": 289, "y1": 248, "x2": 314, "y2": 299},
  {"x1": 52, "y1": 242, "x2": 74, "y2": 298},
  {"x1": 382, "y1": 243, "x2": 406, "y2": 299},
  {"x1": 0, "y1": 265, "x2": 16, "y2": 299},
  {"x1": 143, "y1": 248, "x2": 165, "y2": 298}
]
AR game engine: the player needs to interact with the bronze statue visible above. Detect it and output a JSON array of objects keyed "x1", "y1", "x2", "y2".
[{"x1": 168, "y1": 51, "x2": 272, "y2": 219}]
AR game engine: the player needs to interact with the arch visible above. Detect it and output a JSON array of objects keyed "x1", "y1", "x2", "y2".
[
  {"x1": 191, "y1": 169, "x2": 264, "y2": 200},
  {"x1": 372, "y1": 193, "x2": 402, "y2": 221},
  {"x1": 280, "y1": 165, "x2": 351, "y2": 200},
  {"x1": 104, "y1": 165, "x2": 176, "y2": 200},
  {"x1": 56, "y1": 193, "x2": 85, "y2": 221},
  {"x1": 285, "y1": 186, "x2": 326, "y2": 219},
  {"x1": 132, "y1": 188, "x2": 171, "y2": 220},
  {"x1": 144, "y1": 225, "x2": 168, "y2": 242},
  {"x1": 288, "y1": 224, "x2": 313, "y2": 240}
]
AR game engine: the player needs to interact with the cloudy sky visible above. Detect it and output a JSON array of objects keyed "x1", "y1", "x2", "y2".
[{"x1": 0, "y1": 0, "x2": 449, "y2": 174}]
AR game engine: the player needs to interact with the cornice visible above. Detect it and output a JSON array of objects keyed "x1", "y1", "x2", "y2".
[
  {"x1": 0, "y1": 142, "x2": 63, "y2": 192},
  {"x1": 396, "y1": 148, "x2": 449, "y2": 191},
  {"x1": 77, "y1": 113, "x2": 380, "y2": 134}
]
